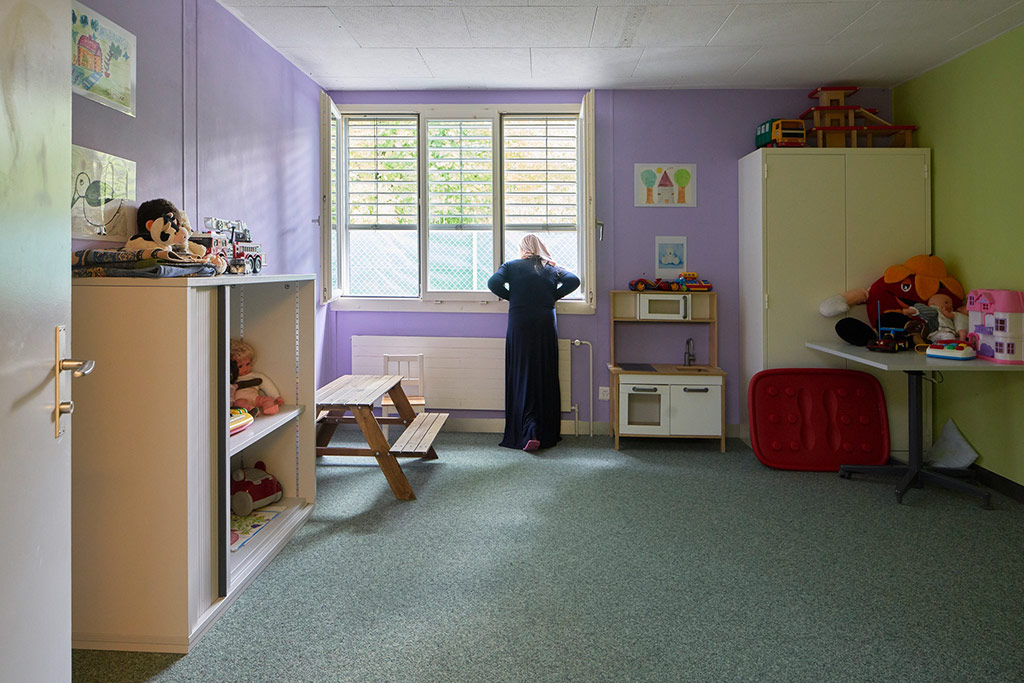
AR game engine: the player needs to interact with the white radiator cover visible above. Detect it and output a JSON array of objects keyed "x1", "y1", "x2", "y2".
[{"x1": 351, "y1": 336, "x2": 571, "y2": 412}]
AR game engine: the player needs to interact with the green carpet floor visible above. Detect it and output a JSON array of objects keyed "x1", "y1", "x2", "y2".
[{"x1": 73, "y1": 433, "x2": 1024, "y2": 682}]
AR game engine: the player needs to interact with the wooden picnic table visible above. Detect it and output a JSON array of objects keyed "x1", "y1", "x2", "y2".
[{"x1": 314, "y1": 374, "x2": 447, "y2": 500}]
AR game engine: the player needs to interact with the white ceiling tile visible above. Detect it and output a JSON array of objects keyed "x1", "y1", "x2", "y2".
[
  {"x1": 462, "y1": 7, "x2": 597, "y2": 47},
  {"x1": 836, "y1": 43, "x2": 951, "y2": 86},
  {"x1": 531, "y1": 48, "x2": 644, "y2": 88},
  {"x1": 325, "y1": 77, "x2": 489, "y2": 90},
  {"x1": 218, "y1": 0, "x2": 1024, "y2": 90},
  {"x1": 727, "y1": 43, "x2": 874, "y2": 88},
  {"x1": 831, "y1": 0, "x2": 1020, "y2": 45},
  {"x1": 710, "y1": 2, "x2": 876, "y2": 46},
  {"x1": 392, "y1": 0, "x2": 527, "y2": 5},
  {"x1": 631, "y1": 46, "x2": 759, "y2": 87},
  {"x1": 329, "y1": 7, "x2": 473, "y2": 48},
  {"x1": 419, "y1": 48, "x2": 533, "y2": 79},
  {"x1": 944, "y1": 2, "x2": 1024, "y2": 58},
  {"x1": 281, "y1": 47, "x2": 432, "y2": 79},
  {"x1": 229, "y1": 7, "x2": 359, "y2": 48},
  {"x1": 591, "y1": 5, "x2": 735, "y2": 47}
]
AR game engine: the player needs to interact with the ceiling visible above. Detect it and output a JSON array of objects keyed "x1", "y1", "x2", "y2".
[{"x1": 219, "y1": 0, "x2": 1024, "y2": 91}]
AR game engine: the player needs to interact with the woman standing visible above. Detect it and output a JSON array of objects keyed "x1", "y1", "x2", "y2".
[{"x1": 488, "y1": 234, "x2": 580, "y2": 451}]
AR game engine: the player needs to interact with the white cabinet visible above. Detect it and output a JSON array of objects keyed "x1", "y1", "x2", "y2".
[
  {"x1": 738, "y1": 148, "x2": 932, "y2": 458},
  {"x1": 609, "y1": 291, "x2": 726, "y2": 450},
  {"x1": 619, "y1": 374, "x2": 724, "y2": 437},
  {"x1": 70, "y1": 274, "x2": 315, "y2": 653}
]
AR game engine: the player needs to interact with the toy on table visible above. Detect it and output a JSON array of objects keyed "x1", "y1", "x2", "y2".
[
  {"x1": 230, "y1": 461, "x2": 283, "y2": 516},
  {"x1": 819, "y1": 254, "x2": 964, "y2": 347},
  {"x1": 125, "y1": 198, "x2": 227, "y2": 273},
  {"x1": 902, "y1": 292, "x2": 968, "y2": 344},
  {"x1": 966, "y1": 289, "x2": 1024, "y2": 364},
  {"x1": 926, "y1": 342, "x2": 977, "y2": 360},
  {"x1": 230, "y1": 339, "x2": 284, "y2": 416}
]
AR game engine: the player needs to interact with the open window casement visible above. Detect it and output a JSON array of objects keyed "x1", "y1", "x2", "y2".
[
  {"x1": 577, "y1": 89, "x2": 596, "y2": 311},
  {"x1": 320, "y1": 92, "x2": 342, "y2": 304}
]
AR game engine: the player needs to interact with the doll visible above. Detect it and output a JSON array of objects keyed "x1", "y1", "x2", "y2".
[
  {"x1": 903, "y1": 292, "x2": 969, "y2": 343},
  {"x1": 230, "y1": 339, "x2": 284, "y2": 415}
]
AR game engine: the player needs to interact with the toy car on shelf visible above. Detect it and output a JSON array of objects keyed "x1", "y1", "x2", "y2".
[
  {"x1": 629, "y1": 278, "x2": 682, "y2": 292},
  {"x1": 677, "y1": 272, "x2": 713, "y2": 291}
]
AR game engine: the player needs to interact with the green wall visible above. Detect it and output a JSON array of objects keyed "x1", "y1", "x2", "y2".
[{"x1": 894, "y1": 25, "x2": 1024, "y2": 485}]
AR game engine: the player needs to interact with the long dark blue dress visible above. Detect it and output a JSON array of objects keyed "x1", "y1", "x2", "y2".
[{"x1": 487, "y1": 257, "x2": 580, "y2": 449}]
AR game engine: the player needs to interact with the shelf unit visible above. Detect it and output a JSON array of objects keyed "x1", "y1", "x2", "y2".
[
  {"x1": 70, "y1": 273, "x2": 315, "y2": 653},
  {"x1": 608, "y1": 290, "x2": 726, "y2": 451}
]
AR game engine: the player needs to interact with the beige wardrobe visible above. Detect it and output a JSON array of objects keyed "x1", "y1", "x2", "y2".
[{"x1": 738, "y1": 147, "x2": 932, "y2": 459}]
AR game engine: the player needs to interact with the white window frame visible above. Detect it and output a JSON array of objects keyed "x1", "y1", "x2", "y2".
[{"x1": 321, "y1": 91, "x2": 596, "y2": 315}]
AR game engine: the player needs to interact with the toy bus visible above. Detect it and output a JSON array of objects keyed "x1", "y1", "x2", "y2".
[{"x1": 756, "y1": 119, "x2": 806, "y2": 148}]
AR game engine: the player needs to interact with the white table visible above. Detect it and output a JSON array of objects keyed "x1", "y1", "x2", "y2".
[{"x1": 806, "y1": 341, "x2": 1024, "y2": 507}]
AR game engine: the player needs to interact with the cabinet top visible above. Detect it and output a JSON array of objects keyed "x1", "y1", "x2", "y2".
[
  {"x1": 741, "y1": 147, "x2": 930, "y2": 161},
  {"x1": 72, "y1": 273, "x2": 316, "y2": 288}
]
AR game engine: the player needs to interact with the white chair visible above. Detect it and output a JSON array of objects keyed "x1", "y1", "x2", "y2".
[{"x1": 381, "y1": 353, "x2": 426, "y2": 439}]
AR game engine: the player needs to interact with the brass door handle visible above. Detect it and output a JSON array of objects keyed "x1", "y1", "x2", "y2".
[
  {"x1": 59, "y1": 358, "x2": 95, "y2": 378},
  {"x1": 55, "y1": 326, "x2": 96, "y2": 438}
]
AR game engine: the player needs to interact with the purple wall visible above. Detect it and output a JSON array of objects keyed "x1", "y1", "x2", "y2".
[
  {"x1": 72, "y1": 0, "x2": 327, "y2": 385},
  {"x1": 326, "y1": 88, "x2": 892, "y2": 426}
]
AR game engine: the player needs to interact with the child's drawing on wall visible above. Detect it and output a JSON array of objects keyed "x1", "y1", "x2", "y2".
[{"x1": 634, "y1": 164, "x2": 697, "y2": 207}]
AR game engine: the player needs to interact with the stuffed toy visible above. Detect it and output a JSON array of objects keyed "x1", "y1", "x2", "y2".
[
  {"x1": 230, "y1": 339, "x2": 284, "y2": 415},
  {"x1": 230, "y1": 461, "x2": 283, "y2": 516},
  {"x1": 126, "y1": 198, "x2": 227, "y2": 273},
  {"x1": 819, "y1": 254, "x2": 965, "y2": 346}
]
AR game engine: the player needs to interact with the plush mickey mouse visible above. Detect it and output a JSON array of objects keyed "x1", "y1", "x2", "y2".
[{"x1": 127, "y1": 198, "x2": 227, "y2": 273}]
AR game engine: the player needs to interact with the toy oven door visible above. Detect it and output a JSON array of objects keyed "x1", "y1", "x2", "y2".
[{"x1": 619, "y1": 383, "x2": 671, "y2": 435}]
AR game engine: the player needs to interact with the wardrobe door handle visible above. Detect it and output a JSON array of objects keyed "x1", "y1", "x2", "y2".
[
  {"x1": 631, "y1": 386, "x2": 659, "y2": 393},
  {"x1": 683, "y1": 387, "x2": 710, "y2": 393}
]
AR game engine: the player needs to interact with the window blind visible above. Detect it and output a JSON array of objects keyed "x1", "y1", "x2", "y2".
[
  {"x1": 501, "y1": 115, "x2": 578, "y2": 231},
  {"x1": 345, "y1": 116, "x2": 419, "y2": 229}
]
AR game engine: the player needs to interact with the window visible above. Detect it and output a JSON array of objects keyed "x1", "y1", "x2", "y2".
[
  {"x1": 996, "y1": 318, "x2": 1007, "y2": 332},
  {"x1": 322, "y1": 92, "x2": 596, "y2": 313}
]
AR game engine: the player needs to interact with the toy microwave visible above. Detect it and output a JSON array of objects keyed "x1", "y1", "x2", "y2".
[{"x1": 638, "y1": 292, "x2": 691, "y2": 320}]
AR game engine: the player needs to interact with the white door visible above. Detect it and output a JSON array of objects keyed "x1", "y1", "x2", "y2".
[{"x1": 0, "y1": 0, "x2": 74, "y2": 680}]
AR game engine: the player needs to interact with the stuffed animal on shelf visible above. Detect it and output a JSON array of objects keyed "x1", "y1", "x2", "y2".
[
  {"x1": 230, "y1": 339, "x2": 284, "y2": 416},
  {"x1": 126, "y1": 198, "x2": 227, "y2": 273},
  {"x1": 819, "y1": 254, "x2": 964, "y2": 346},
  {"x1": 230, "y1": 461, "x2": 283, "y2": 516}
]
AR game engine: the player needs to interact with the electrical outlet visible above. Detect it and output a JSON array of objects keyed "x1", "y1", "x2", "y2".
[{"x1": 598, "y1": 386, "x2": 610, "y2": 401}]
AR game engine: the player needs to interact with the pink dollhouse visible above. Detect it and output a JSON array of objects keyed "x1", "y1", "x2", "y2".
[{"x1": 966, "y1": 289, "x2": 1024, "y2": 364}]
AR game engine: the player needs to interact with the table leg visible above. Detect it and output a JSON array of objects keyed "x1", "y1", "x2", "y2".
[
  {"x1": 839, "y1": 370, "x2": 992, "y2": 508},
  {"x1": 352, "y1": 406, "x2": 415, "y2": 501}
]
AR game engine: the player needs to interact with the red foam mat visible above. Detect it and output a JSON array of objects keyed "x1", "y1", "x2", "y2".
[{"x1": 748, "y1": 368, "x2": 890, "y2": 471}]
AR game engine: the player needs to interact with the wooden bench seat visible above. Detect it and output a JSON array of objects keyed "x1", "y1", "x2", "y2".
[{"x1": 390, "y1": 412, "x2": 448, "y2": 456}]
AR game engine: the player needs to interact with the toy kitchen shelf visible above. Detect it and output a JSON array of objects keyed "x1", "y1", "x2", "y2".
[
  {"x1": 70, "y1": 273, "x2": 315, "y2": 653},
  {"x1": 608, "y1": 290, "x2": 726, "y2": 451}
]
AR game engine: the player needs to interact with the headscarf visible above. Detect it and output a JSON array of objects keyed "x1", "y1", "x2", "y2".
[{"x1": 518, "y1": 234, "x2": 556, "y2": 266}]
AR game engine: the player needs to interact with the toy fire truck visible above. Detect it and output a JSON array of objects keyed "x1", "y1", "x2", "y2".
[{"x1": 193, "y1": 217, "x2": 266, "y2": 274}]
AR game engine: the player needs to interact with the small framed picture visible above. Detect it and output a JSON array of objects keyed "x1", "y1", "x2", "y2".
[
  {"x1": 635, "y1": 164, "x2": 696, "y2": 207},
  {"x1": 655, "y1": 236, "x2": 686, "y2": 280}
]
